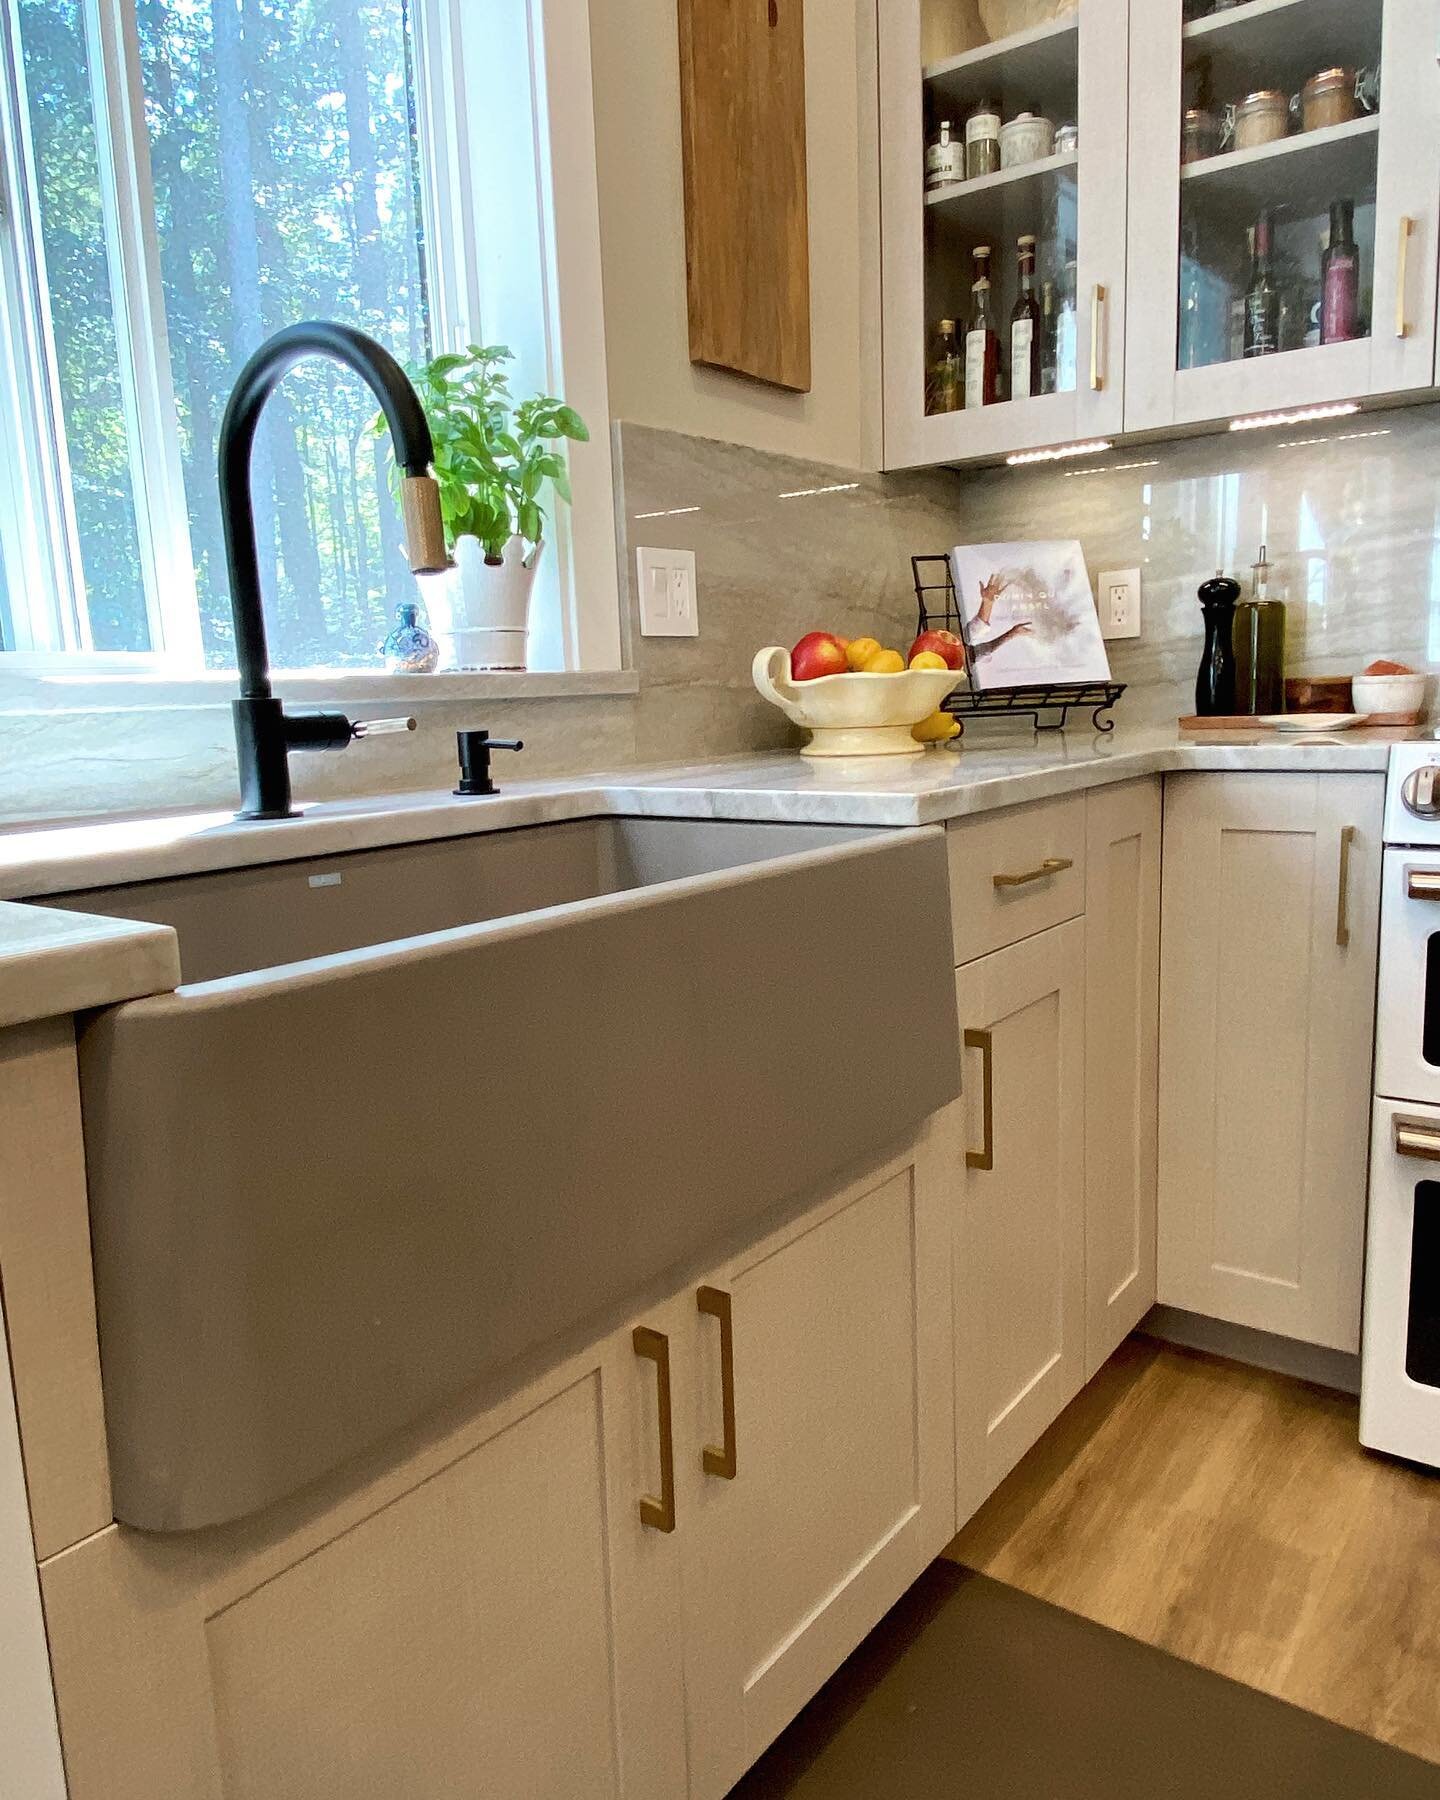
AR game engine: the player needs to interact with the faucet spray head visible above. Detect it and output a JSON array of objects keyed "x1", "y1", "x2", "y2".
[{"x1": 401, "y1": 474, "x2": 451, "y2": 575}]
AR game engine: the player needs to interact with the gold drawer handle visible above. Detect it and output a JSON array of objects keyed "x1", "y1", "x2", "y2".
[
  {"x1": 1336, "y1": 825, "x2": 1356, "y2": 948},
  {"x1": 1408, "y1": 869, "x2": 1440, "y2": 901},
  {"x1": 632, "y1": 1325, "x2": 676, "y2": 1532},
  {"x1": 1396, "y1": 215, "x2": 1414, "y2": 339},
  {"x1": 993, "y1": 856, "x2": 1073, "y2": 890},
  {"x1": 1395, "y1": 1119, "x2": 1440, "y2": 1163},
  {"x1": 964, "y1": 1028, "x2": 994, "y2": 1170},
  {"x1": 697, "y1": 1286, "x2": 737, "y2": 1480}
]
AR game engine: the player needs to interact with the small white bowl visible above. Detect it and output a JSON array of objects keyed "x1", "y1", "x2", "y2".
[
  {"x1": 1351, "y1": 671, "x2": 1428, "y2": 718},
  {"x1": 752, "y1": 646, "x2": 962, "y2": 757}
]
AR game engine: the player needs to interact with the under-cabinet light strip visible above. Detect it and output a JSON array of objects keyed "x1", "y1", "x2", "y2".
[
  {"x1": 1005, "y1": 439, "x2": 1112, "y2": 466},
  {"x1": 1229, "y1": 402, "x2": 1360, "y2": 432}
]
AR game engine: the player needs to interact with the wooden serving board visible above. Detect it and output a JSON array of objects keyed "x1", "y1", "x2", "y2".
[
  {"x1": 676, "y1": 0, "x2": 811, "y2": 391},
  {"x1": 1179, "y1": 712, "x2": 1421, "y2": 730}
]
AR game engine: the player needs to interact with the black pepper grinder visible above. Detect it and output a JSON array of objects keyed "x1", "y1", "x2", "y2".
[{"x1": 1196, "y1": 572, "x2": 1241, "y2": 716}]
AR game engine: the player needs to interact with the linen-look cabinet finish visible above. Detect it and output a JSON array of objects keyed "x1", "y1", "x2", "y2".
[
  {"x1": 1158, "y1": 773, "x2": 1384, "y2": 1352},
  {"x1": 39, "y1": 1130, "x2": 954, "y2": 1800},
  {"x1": 948, "y1": 779, "x2": 1161, "y2": 1524}
]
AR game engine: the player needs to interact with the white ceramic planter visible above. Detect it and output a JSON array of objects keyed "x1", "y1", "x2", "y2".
[
  {"x1": 427, "y1": 533, "x2": 542, "y2": 670},
  {"x1": 752, "y1": 645, "x2": 962, "y2": 757}
]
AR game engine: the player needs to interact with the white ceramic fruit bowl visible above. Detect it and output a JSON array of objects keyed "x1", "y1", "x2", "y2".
[{"x1": 752, "y1": 645, "x2": 963, "y2": 758}]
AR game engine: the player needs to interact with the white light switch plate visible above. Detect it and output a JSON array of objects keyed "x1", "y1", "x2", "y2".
[
  {"x1": 636, "y1": 547, "x2": 699, "y2": 637},
  {"x1": 1097, "y1": 567, "x2": 1142, "y2": 640}
]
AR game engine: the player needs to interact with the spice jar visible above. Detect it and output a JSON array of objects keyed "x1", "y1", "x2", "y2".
[
  {"x1": 1181, "y1": 107, "x2": 1220, "y2": 163},
  {"x1": 999, "y1": 111, "x2": 1055, "y2": 168},
  {"x1": 1054, "y1": 122, "x2": 1078, "y2": 154},
  {"x1": 1299, "y1": 67, "x2": 1358, "y2": 131},
  {"x1": 964, "y1": 99, "x2": 1002, "y2": 179},
  {"x1": 1233, "y1": 89, "x2": 1289, "y2": 150}
]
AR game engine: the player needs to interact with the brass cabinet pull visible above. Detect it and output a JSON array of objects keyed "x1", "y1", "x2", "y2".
[
  {"x1": 1408, "y1": 869, "x2": 1440, "y2": 901},
  {"x1": 1396, "y1": 216, "x2": 1414, "y2": 338},
  {"x1": 964, "y1": 1028, "x2": 994, "y2": 1170},
  {"x1": 993, "y1": 856, "x2": 1073, "y2": 890},
  {"x1": 1090, "y1": 284, "x2": 1107, "y2": 391},
  {"x1": 1395, "y1": 1118, "x2": 1440, "y2": 1162},
  {"x1": 1336, "y1": 825, "x2": 1356, "y2": 948},
  {"x1": 632, "y1": 1325, "x2": 676, "y2": 1532},
  {"x1": 696, "y1": 1286, "x2": 737, "y2": 1480}
]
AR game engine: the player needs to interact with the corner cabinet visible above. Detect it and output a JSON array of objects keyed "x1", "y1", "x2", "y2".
[
  {"x1": 1157, "y1": 772, "x2": 1384, "y2": 1353},
  {"x1": 1125, "y1": 0, "x2": 1440, "y2": 431},
  {"x1": 878, "y1": 0, "x2": 1130, "y2": 468},
  {"x1": 877, "y1": 0, "x2": 1440, "y2": 467}
]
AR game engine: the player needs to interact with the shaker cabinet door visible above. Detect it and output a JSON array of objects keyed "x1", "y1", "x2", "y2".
[
  {"x1": 1158, "y1": 772, "x2": 1384, "y2": 1352},
  {"x1": 953, "y1": 919, "x2": 1087, "y2": 1521}
]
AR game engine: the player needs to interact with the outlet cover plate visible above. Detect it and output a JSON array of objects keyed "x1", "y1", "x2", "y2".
[
  {"x1": 1097, "y1": 567, "x2": 1142, "y2": 641},
  {"x1": 637, "y1": 547, "x2": 699, "y2": 637}
]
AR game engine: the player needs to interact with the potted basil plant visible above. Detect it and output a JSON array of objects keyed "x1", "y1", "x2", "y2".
[{"x1": 384, "y1": 345, "x2": 588, "y2": 669}]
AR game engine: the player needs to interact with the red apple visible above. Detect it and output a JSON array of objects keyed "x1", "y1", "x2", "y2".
[
  {"x1": 908, "y1": 629, "x2": 966, "y2": 672},
  {"x1": 791, "y1": 631, "x2": 850, "y2": 681}
]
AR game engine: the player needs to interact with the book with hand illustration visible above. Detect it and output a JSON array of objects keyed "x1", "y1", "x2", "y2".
[{"x1": 949, "y1": 540, "x2": 1112, "y2": 692}]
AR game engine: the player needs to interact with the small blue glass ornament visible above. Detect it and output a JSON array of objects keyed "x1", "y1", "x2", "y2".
[{"x1": 380, "y1": 601, "x2": 439, "y2": 674}]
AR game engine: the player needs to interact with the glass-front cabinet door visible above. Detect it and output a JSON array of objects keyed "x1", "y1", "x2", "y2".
[
  {"x1": 1125, "y1": 0, "x2": 1440, "y2": 431},
  {"x1": 878, "y1": 0, "x2": 1129, "y2": 469}
]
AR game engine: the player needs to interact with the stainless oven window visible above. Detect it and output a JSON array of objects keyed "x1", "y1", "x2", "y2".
[{"x1": 1407, "y1": 1179, "x2": 1440, "y2": 1389}]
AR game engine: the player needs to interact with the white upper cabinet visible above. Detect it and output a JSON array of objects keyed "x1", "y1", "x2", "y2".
[
  {"x1": 879, "y1": 0, "x2": 1130, "y2": 468},
  {"x1": 1125, "y1": 0, "x2": 1440, "y2": 430}
]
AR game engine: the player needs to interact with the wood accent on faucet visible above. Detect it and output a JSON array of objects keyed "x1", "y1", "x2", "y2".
[
  {"x1": 0, "y1": 1020, "x2": 112, "y2": 1557},
  {"x1": 676, "y1": 0, "x2": 812, "y2": 392}
]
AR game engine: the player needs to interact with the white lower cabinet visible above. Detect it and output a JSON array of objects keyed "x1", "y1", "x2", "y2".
[
  {"x1": 1158, "y1": 772, "x2": 1385, "y2": 1352},
  {"x1": 953, "y1": 918, "x2": 1087, "y2": 1518},
  {"x1": 39, "y1": 1127, "x2": 951, "y2": 1800},
  {"x1": 680, "y1": 1130, "x2": 954, "y2": 1799},
  {"x1": 1084, "y1": 778, "x2": 1161, "y2": 1377}
]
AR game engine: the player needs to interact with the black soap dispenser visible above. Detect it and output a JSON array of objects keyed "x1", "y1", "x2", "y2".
[{"x1": 1195, "y1": 572, "x2": 1241, "y2": 717}]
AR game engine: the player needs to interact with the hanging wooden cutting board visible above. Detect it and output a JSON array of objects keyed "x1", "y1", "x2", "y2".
[{"x1": 676, "y1": 0, "x2": 812, "y2": 392}]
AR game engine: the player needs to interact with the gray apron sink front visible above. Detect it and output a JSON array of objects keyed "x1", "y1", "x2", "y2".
[{"x1": 60, "y1": 816, "x2": 960, "y2": 1531}]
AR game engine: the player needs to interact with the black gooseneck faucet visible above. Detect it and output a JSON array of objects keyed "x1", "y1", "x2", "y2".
[{"x1": 218, "y1": 321, "x2": 451, "y2": 819}]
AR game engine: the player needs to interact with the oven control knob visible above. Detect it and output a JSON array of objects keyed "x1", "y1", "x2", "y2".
[{"x1": 1402, "y1": 764, "x2": 1440, "y2": 818}]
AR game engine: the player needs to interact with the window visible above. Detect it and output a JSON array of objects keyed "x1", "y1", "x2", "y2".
[{"x1": 0, "y1": 0, "x2": 618, "y2": 676}]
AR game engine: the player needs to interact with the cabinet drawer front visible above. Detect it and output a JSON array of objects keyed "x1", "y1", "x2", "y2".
[{"x1": 947, "y1": 795, "x2": 1086, "y2": 966}]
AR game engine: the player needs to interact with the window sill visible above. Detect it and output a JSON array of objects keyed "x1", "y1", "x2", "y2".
[{"x1": 0, "y1": 666, "x2": 640, "y2": 714}]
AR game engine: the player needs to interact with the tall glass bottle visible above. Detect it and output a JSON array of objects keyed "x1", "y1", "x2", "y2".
[
  {"x1": 1009, "y1": 235, "x2": 1041, "y2": 400},
  {"x1": 1243, "y1": 210, "x2": 1279, "y2": 357},
  {"x1": 1039, "y1": 280, "x2": 1058, "y2": 393},
  {"x1": 926, "y1": 318, "x2": 963, "y2": 414},
  {"x1": 965, "y1": 246, "x2": 999, "y2": 409},
  {"x1": 1320, "y1": 199, "x2": 1360, "y2": 344}
]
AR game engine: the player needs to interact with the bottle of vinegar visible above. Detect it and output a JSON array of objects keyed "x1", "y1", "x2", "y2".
[
  {"x1": 965, "y1": 246, "x2": 999, "y2": 409},
  {"x1": 1010, "y1": 235, "x2": 1041, "y2": 400}
]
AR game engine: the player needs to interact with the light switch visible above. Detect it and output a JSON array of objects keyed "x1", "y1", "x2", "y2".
[
  {"x1": 1097, "y1": 567, "x2": 1141, "y2": 641},
  {"x1": 637, "y1": 547, "x2": 699, "y2": 637}
]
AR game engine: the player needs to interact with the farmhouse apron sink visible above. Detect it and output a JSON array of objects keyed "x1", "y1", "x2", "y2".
[{"x1": 56, "y1": 815, "x2": 960, "y2": 1531}]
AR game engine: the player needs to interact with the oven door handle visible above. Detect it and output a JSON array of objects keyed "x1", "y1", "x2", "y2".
[
  {"x1": 1395, "y1": 1119, "x2": 1440, "y2": 1162},
  {"x1": 1407, "y1": 869, "x2": 1440, "y2": 901}
]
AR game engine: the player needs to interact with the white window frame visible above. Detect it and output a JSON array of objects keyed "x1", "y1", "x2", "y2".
[{"x1": 0, "y1": 0, "x2": 622, "y2": 684}]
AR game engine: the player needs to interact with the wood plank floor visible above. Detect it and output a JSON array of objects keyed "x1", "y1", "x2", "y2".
[{"x1": 946, "y1": 1335, "x2": 1440, "y2": 1766}]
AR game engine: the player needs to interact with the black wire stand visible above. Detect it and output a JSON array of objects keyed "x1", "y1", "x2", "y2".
[{"x1": 912, "y1": 554, "x2": 1126, "y2": 734}]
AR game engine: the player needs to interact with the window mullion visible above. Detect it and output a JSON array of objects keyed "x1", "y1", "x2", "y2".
[
  {"x1": 410, "y1": 0, "x2": 482, "y2": 352},
  {"x1": 0, "y1": 0, "x2": 90, "y2": 651},
  {"x1": 83, "y1": 0, "x2": 201, "y2": 665}
]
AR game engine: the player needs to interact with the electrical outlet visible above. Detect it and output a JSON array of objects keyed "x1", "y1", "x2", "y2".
[
  {"x1": 1097, "y1": 567, "x2": 1142, "y2": 640},
  {"x1": 636, "y1": 547, "x2": 699, "y2": 637}
]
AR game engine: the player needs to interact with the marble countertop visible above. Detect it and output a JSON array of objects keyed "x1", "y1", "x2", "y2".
[{"x1": 0, "y1": 723, "x2": 1416, "y2": 1027}]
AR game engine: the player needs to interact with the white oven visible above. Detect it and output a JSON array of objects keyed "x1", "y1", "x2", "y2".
[
  {"x1": 1361, "y1": 1097, "x2": 1440, "y2": 1465},
  {"x1": 1363, "y1": 745, "x2": 1440, "y2": 1466},
  {"x1": 1375, "y1": 846, "x2": 1440, "y2": 1110}
]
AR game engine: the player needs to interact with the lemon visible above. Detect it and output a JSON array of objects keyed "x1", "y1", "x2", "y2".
[
  {"x1": 909, "y1": 650, "x2": 948, "y2": 671},
  {"x1": 846, "y1": 635, "x2": 881, "y2": 671},
  {"x1": 861, "y1": 648, "x2": 906, "y2": 674},
  {"x1": 912, "y1": 708, "x2": 960, "y2": 744}
]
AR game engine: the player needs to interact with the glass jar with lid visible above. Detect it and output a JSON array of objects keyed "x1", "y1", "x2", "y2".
[
  {"x1": 964, "y1": 100, "x2": 1002, "y2": 179},
  {"x1": 1181, "y1": 107, "x2": 1220, "y2": 164},
  {"x1": 1299, "y1": 67, "x2": 1359, "y2": 131},
  {"x1": 1232, "y1": 90, "x2": 1289, "y2": 151}
]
